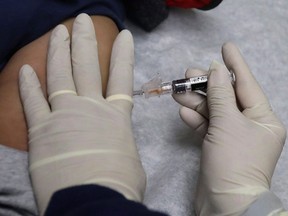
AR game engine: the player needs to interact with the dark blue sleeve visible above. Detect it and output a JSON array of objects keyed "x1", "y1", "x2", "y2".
[
  {"x1": 0, "y1": 0, "x2": 125, "y2": 71},
  {"x1": 45, "y1": 185, "x2": 169, "y2": 216}
]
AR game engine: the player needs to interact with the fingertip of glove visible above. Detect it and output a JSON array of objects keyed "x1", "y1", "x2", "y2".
[
  {"x1": 209, "y1": 60, "x2": 222, "y2": 71},
  {"x1": 19, "y1": 64, "x2": 34, "y2": 80},
  {"x1": 117, "y1": 29, "x2": 133, "y2": 45},
  {"x1": 51, "y1": 24, "x2": 69, "y2": 42},
  {"x1": 73, "y1": 13, "x2": 94, "y2": 33},
  {"x1": 222, "y1": 42, "x2": 243, "y2": 54},
  {"x1": 112, "y1": 29, "x2": 134, "y2": 61},
  {"x1": 19, "y1": 65, "x2": 39, "y2": 91},
  {"x1": 222, "y1": 42, "x2": 245, "y2": 67},
  {"x1": 179, "y1": 106, "x2": 196, "y2": 126},
  {"x1": 120, "y1": 29, "x2": 132, "y2": 38},
  {"x1": 222, "y1": 42, "x2": 236, "y2": 52},
  {"x1": 179, "y1": 106, "x2": 189, "y2": 116},
  {"x1": 75, "y1": 13, "x2": 91, "y2": 24},
  {"x1": 208, "y1": 60, "x2": 231, "y2": 86}
]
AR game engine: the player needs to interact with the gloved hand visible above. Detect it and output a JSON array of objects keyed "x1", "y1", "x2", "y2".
[
  {"x1": 173, "y1": 42, "x2": 287, "y2": 215},
  {"x1": 19, "y1": 14, "x2": 146, "y2": 215}
]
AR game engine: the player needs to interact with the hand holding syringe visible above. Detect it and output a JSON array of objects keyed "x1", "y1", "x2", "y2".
[{"x1": 133, "y1": 72, "x2": 235, "y2": 98}]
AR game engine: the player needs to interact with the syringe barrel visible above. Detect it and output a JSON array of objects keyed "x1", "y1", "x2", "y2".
[{"x1": 172, "y1": 75, "x2": 208, "y2": 94}]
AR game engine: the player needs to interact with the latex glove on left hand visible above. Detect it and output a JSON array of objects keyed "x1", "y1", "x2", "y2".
[{"x1": 19, "y1": 14, "x2": 146, "y2": 215}]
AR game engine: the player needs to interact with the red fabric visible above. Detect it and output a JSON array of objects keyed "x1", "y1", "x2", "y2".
[{"x1": 166, "y1": 0, "x2": 212, "y2": 8}]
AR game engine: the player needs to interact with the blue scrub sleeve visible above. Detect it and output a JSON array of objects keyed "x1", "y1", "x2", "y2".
[
  {"x1": 45, "y1": 185, "x2": 168, "y2": 216},
  {"x1": 0, "y1": 0, "x2": 125, "y2": 71}
]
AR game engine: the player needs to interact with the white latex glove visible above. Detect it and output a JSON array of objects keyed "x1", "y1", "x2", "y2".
[
  {"x1": 19, "y1": 14, "x2": 146, "y2": 215},
  {"x1": 173, "y1": 42, "x2": 287, "y2": 215}
]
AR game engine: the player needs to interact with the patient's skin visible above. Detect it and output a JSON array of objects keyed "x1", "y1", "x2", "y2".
[{"x1": 0, "y1": 15, "x2": 119, "y2": 151}]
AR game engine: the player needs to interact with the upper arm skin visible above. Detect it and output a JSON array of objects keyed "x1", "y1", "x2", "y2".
[{"x1": 0, "y1": 15, "x2": 119, "y2": 151}]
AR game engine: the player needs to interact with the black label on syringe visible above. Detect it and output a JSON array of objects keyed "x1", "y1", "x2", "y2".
[
  {"x1": 191, "y1": 82, "x2": 207, "y2": 93},
  {"x1": 172, "y1": 78, "x2": 189, "y2": 93},
  {"x1": 172, "y1": 76, "x2": 208, "y2": 94}
]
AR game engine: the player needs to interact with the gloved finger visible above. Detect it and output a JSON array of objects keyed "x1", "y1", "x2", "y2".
[
  {"x1": 106, "y1": 30, "x2": 134, "y2": 113},
  {"x1": 207, "y1": 61, "x2": 238, "y2": 114},
  {"x1": 172, "y1": 68, "x2": 208, "y2": 118},
  {"x1": 179, "y1": 106, "x2": 208, "y2": 138},
  {"x1": 72, "y1": 13, "x2": 102, "y2": 99},
  {"x1": 47, "y1": 24, "x2": 77, "y2": 110},
  {"x1": 222, "y1": 42, "x2": 270, "y2": 110},
  {"x1": 19, "y1": 65, "x2": 50, "y2": 128}
]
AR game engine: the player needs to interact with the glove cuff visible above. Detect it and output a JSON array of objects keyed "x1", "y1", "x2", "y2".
[{"x1": 243, "y1": 191, "x2": 286, "y2": 216}]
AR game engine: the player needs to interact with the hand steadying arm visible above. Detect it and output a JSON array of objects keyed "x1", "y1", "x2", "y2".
[{"x1": 19, "y1": 14, "x2": 146, "y2": 215}]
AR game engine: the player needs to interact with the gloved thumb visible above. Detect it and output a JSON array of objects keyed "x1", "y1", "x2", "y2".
[{"x1": 207, "y1": 61, "x2": 237, "y2": 117}]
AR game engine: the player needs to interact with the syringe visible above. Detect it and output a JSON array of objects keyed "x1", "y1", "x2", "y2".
[{"x1": 133, "y1": 73, "x2": 235, "y2": 98}]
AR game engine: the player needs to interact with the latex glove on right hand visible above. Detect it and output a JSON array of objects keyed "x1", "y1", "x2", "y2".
[
  {"x1": 19, "y1": 14, "x2": 146, "y2": 215},
  {"x1": 173, "y1": 43, "x2": 287, "y2": 215}
]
